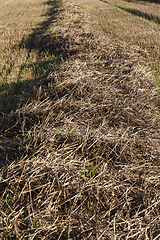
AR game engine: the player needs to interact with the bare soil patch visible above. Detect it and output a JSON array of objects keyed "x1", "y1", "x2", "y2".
[{"x1": 0, "y1": 0, "x2": 160, "y2": 239}]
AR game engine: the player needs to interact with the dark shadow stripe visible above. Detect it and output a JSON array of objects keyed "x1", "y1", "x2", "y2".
[
  {"x1": 124, "y1": 0, "x2": 160, "y2": 4},
  {"x1": 115, "y1": 5, "x2": 160, "y2": 25}
]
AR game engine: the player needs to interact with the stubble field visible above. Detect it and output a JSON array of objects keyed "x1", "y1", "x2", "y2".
[{"x1": 0, "y1": 0, "x2": 160, "y2": 239}]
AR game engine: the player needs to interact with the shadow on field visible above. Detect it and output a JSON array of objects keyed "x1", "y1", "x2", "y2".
[
  {"x1": 0, "y1": 0, "x2": 66, "y2": 166},
  {"x1": 116, "y1": 4, "x2": 160, "y2": 24},
  {"x1": 0, "y1": 0, "x2": 90, "y2": 168},
  {"x1": 125, "y1": 0, "x2": 160, "y2": 4},
  {"x1": 20, "y1": 0, "x2": 79, "y2": 61},
  {"x1": 0, "y1": 0, "x2": 72, "y2": 119},
  {"x1": 1, "y1": 0, "x2": 160, "y2": 238}
]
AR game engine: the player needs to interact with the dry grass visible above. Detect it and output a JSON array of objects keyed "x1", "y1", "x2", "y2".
[
  {"x1": 0, "y1": 0, "x2": 160, "y2": 239},
  {"x1": 76, "y1": 0, "x2": 160, "y2": 79},
  {"x1": 0, "y1": 0, "x2": 58, "y2": 115},
  {"x1": 0, "y1": 0, "x2": 7, "y2": 3},
  {"x1": 0, "y1": 0, "x2": 160, "y2": 117},
  {"x1": 113, "y1": 0, "x2": 160, "y2": 18}
]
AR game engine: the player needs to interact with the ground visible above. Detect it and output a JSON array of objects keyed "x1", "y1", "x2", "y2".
[{"x1": 0, "y1": 0, "x2": 160, "y2": 239}]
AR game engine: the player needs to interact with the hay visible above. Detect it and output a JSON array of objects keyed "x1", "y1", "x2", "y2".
[{"x1": 0, "y1": 0, "x2": 160, "y2": 239}]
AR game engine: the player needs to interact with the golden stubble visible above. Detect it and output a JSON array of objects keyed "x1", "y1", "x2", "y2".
[
  {"x1": 0, "y1": 0, "x2": 7, "y2": 3},
  {"x1": 0, "y1": 0, "x2": 160, "y2": 114},
  {"x1": 75, "y1": 0, "x2": 160, "y2": 71},
  {"x1": 0, "y1": 1, "x2": 160, "y2": 239},
  {"x1": 0, "y1": 0, "x2": 53, "y2": 112}
]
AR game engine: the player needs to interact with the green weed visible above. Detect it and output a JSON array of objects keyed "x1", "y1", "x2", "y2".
[
  {"x1": 45, "y1": 28, "x2": 53, "y2": 35},
  {"x1": 82, "y1": 6, "x2": 87, "y2": 10}
]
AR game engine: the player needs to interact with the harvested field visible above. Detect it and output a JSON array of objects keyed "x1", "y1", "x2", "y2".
[
  {"x1": 76, "y1": 0, "x2": 160, "y2": 79},
  {"x1": 0, "y1": 0, "x2": 56, "y2": 114},
  {"x1": 0, "y1": 0, "x2": 160, "y2": 239}
]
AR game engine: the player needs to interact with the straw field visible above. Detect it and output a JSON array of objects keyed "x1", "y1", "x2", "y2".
[
  {"x1": 77, "y1": 0, "x2": 160, "y2": 77},
  {"x1": 0, "y1": 0, "x2": 160, "y2": 239}
]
